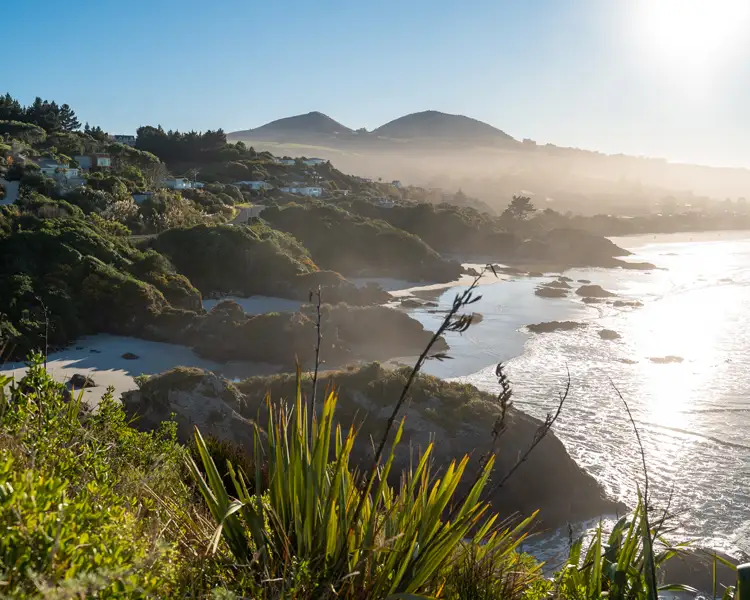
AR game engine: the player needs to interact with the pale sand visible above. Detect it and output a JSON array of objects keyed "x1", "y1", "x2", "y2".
[
  {"x1": 385, "y1": 264, "x2": 512, "y2": 299},
  {"x1": 1, "y1": 334, "x2": 280, "y2": 407},
  {"x1": 203, "y1": 295, "x2": 304, "y2": 314}
]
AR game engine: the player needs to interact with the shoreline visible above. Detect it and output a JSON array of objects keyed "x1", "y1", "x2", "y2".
[{"x1": 1, "y1": 334, "x2": 280, "y2": 407}]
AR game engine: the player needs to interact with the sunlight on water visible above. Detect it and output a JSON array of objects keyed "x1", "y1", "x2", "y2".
[{"x1": 412, "y1": 231, "x2": 750, "y2": 557}]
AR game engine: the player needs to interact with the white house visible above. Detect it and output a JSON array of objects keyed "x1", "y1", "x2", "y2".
[
  {"x1": 161, "y1": 178, "x2": 192, "y2": 190},
  {"x1": 279, "y1": 186, "x2": 323, "y2": 197},
  {"x1": 111, "y1": 134, "x2": 136, "y2": 146},
  {"x1": 302, "y1": 158, "x2": 326, "y2": 166},
  {"x1": 235, "y1": 181, "x2": 273, "y2": 190},
  {"x1": 274, "y1": 158, "x2": 296, "y2": 166}
]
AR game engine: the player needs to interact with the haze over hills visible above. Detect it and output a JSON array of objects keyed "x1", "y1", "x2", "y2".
[{"x1": 229, "y1": 110, "x2": 750, "y2": 214}]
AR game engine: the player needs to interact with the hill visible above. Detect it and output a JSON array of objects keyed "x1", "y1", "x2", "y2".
[
  {"x1": 372, "y1": 110, "x2": 516, "y2": 144},
  {"x1": 232, "y1": 111, "x2": 353, "y2": 140}
]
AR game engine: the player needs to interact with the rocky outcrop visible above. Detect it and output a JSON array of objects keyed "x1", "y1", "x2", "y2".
[
  {"x1": 185, "y1": 300, "x2": 445, "y2": 369},
  {"x1": 122, "y1": 367, "x2": 255, "y2": 449},
  {"x1": 599, "y1": 329, "x2": 621, "y2": 340},
  {"x1": 527, "y1": 321, "x2": 585, "y2": 334},
  {"x1": 236, "y1": 363, "x2": 624, "y2": 528},
  {"x1": 613, "y1": 300, "x2": 643, "y2": 308},
  {"x1": 535, "y1": 287, "x2": 567, "y2": 298},
  {"x1": 576, "y1": 284, "x2": 616, "y2": 298}
]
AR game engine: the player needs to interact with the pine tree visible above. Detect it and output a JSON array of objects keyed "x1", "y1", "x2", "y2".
[{"x1": 59, "y1": 104, "x2": 81, "y2": 132}]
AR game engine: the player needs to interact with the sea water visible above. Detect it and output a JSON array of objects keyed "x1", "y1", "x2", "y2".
[{"x1": 406, "y1": 231, "x2": 750, "y2": 558}]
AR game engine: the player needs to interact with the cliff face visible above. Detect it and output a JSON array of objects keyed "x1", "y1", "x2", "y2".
[{"x1": 125, "y1": 363, "x2": 622, "y2": 529}]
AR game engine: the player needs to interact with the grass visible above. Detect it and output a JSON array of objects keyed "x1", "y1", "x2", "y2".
[{"x1": 0, "y1": 352, "x2": 739, "y2": 598}]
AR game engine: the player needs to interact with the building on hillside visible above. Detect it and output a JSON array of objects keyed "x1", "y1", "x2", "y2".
[
  {"x1": 74, "y1": 153, "x2": 112, "y2": 171},
  {"x1": 356, "y1": 176, "x2": 372, "y2": 183},
  {"x1": 274, "y1": 158, "x2": 296, "y2": 166},
  {"x1": 161, "y1": 178, "x2": 192, "y2": 190},
  {"x1": 375, "y1": 197, "x2": 396, "y2": 208},
  {"x1": 235, "y1": 180, "x2": 273, "y2": 190},
  {"x1": 111, "y1": 134, "x2": 136, "y2": 146},
  {"x1": 391, "y1": 180, "x2": 402, "y2": 188},
  {"x1": 302, "y1": 158, "x2": 326, "y2": 166},
  {"x1": 132, "y1": 192, "x2": 153, "y2": 204},
  {"x1": 36, "y1": 158, "x2": 80, "y2": 179},
  {"x1": 279, "y1": 186, "x2": 323, "y2": 197},
  {"x1": 55, "y1": 177, "x2": 86, "y2": 195},
  {"x1": 0, "y1": 179, "x2": 20, "y2": 205}
]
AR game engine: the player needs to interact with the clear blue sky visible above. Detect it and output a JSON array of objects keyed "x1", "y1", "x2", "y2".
[{"x1": 5, "y1": 0, "x2": 750, "y2": 167}]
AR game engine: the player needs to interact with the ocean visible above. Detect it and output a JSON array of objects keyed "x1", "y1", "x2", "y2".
[{"x1": 406, "y1": 231, "x2": 750, "y2": 558}]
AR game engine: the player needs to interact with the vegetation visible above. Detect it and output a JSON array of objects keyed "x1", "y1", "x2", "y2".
[
  {"x1": 262, "y1": 201, "x2": 463, "y2": 281},
  {"x1": 0, "y1": 212, "x2": 200, "y2": 359},
  {"x1": 0, "y1": 355, "x2": 731, "y2": 598}
]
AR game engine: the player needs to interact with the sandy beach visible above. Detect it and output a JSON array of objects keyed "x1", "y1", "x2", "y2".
[{"x1": 1, "y1": 334, "x2": 280, "y2": 407}]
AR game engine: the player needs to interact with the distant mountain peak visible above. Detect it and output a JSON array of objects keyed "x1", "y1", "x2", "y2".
[
  {"x1": 251, "y1": 111, "x2": 352, "y2": 136},
  {"x1": 372, "y1": 110, "x2": 515, "y2": 143}
]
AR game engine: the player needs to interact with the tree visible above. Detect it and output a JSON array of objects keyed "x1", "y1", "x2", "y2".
[
  {"x1": 58, "y1": 104, "x2": 81, "y2": 132},
  {"x1": 502, "y1": 195, "x2": 536, "y2": 221},
  {"x1": 0, "y1": 93, "x2": 23, "y2": 121}
]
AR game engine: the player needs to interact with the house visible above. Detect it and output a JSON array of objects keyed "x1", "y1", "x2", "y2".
[
  {"x1": 302, "y1": 158, "x2": 326, "y2": 166},
  {"x1": 279, "y1": 186, "x2": 323, "y2": 197},
  {"x1": 375, "y1": 197, "x2": 396, "y2": 208},
  {"x1": 235, "y1": 181, "x2": 272, "y2": 191},
  {"x1": 132, "y1": 192, "x2": 153, "y2": 204},
  {"x1": 111, "y1": 134, "x2": 136, "y2": 146},
  {"x1": 74, "y1": 153, "x2": 112, "y2": 171},
  {"x1": 161, "y1": 178, "x2": 192, "y2": 190},
  {"x1": 35, "y1": 158, "x2": 81, "y2": 179},
  {"x1": 0, "y1": 178, "x2": 20, "y2": 206},
  {"x1": 391, "y1": 180, "x2": 402, "y2": 189},
  {"x1": 274, "y1": 158, "x2": 296, "y2": 166}
]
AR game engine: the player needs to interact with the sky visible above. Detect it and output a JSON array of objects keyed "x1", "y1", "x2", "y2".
[{"x1": 5, "y1": 0, "x2": 750, "y2": 167}]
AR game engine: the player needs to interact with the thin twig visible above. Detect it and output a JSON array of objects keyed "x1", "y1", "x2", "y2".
[
  {"x1": 610, "y1": 379, "x2": 659, "y2": 600},
  {"x1": 483, "y1": 366, "x2": 570, "y2": 499},
  {"x1": 344, "y1": 266, "x2": 490, "y2": 563},
  {"x1": 310, "y1": 286, "x2": 323, "y2": 420}
]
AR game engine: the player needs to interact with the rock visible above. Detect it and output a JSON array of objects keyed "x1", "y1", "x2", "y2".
[
  {"x1": 599, "y1": 329, "x2": 620, "y2": 340},
  {"x1": 613, "y1": 300, "x2": 643, "y2": 308},
  {"x1": 122, "y1": 367, "x2": 256, "y2": 449},
  {"x1": 399, "y1": 298, "x2": 424, "y2": 309},
  {"x1": 527, "y1": 321, "x2": 585, "y2": 334},
  {"x1": 543, "y1": 279, "x2": 571, "y2": 289},
  {"x1": 649, "y1": 355, "x2": 683, "y2": 364},
  {"x1": 578, "y1": 279, "x2": 591, "y2": 283},
  {"x1": 658, "y1": 548, "x2": 738, "y2": 595},
  {"x1": 470, "y1": 312, "x2": 483, "y2": 325},
  {"x1": 121, "y1": 352, "x2": 139, "y2": 360},
  {"x1": 582, "y1": 297, "x2": 602, "y2": 304},
  {"x1": 576, "y1": 284, "x2": 616, "y2": 298},
  {"x1": 89, "y1": 349, "x2": 101, "y2": 354},
  {"x1": 69, "y1": 373, "x2": 96, "y2": 389},
  {"x1": 528, "y1": 271, "x2": 545, "y2": 277},
  {"x1": 535, "y1": 287, "x2": 567, "y2": 298},
  {"x1": 617, "y1": 358, "x2": 637, "y2": 364},
  {"x1": 236, "y1": 363, "x2": 624, "y2": 529},
  {"x1": 75, "y1": 346, "x2": 84, "y2": 350}
]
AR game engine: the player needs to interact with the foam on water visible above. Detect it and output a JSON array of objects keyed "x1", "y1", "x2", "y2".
[{"x1": 408, "y1": 232, "x2": 750, "y2": 558}]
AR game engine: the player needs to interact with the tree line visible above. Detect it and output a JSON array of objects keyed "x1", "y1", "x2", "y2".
[{"x1": 0, "y1": 93, "x2": 81, "y2": 133}]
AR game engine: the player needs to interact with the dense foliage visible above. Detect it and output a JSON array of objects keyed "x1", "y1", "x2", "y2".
[
  {"x1": 151, "y1": 222, "x2": 317, "y2": 295},
  {"x1": 262, "y1": 201, "x2": 463, "y2": 281},
  {"x1": 0, "y1": 358, "x2": 720, "y2": 598},
  {"x1": 0, "y1": 212, "x2": 200, "y2": 359}
]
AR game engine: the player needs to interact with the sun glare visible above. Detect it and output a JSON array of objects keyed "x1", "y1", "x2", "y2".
[{"x1": 635, "y1": 0, "x2": 750, "y2": 73}]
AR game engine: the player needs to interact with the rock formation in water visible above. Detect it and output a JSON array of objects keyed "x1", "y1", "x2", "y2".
[
  {"x1": 576, "y1": 284, "x2": 617, "y2": 298},
  {"x1": 527, "y1": 321, "x2": 585, "y2": 334}
]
